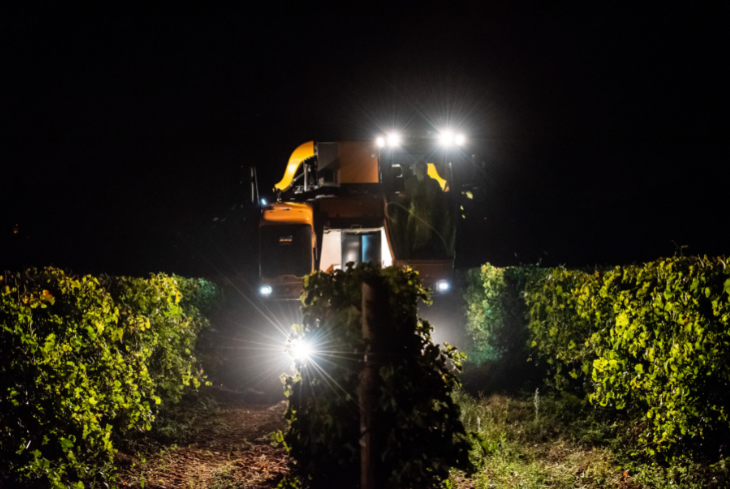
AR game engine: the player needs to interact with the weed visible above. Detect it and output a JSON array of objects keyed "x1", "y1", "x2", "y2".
[
  {"x1": 209, "y1": 464, "x2": 240, "y2": 489},
  {"x1": 452, "y1": 390, "x2": 730, "y2": 488}
]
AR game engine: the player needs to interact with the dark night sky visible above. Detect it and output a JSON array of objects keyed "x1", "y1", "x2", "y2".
[{"x1": 2, "y1": 1, "x2": 728, "y2": 278}]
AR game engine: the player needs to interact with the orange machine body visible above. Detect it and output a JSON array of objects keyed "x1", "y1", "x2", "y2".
[{"x1": 259, "y1": 140, "x2": 454, "y2": 300}]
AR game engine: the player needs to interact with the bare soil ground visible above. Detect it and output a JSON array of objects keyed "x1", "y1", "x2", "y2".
[
  {"x1": 116, "y1": 397, "x2": 289, "y2": 489},
  {"x1": 112, "y1": 289, "x2": 297, "y2": 488}
]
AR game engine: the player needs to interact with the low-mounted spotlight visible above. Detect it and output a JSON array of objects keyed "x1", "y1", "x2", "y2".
[
  {"x1": 436, "y1": 280, "x2": 450, "y2": 292},
  {"x1": 260, "y1": 285, "x2": 273, "y2": 296},
  {"x1": 290, "y1": 339, "x2": 312, "y2": 361},
  {"x1": 376, "y1": 136, "x2": 385, "y2": 148},
  {"x1": 386, "y1": 133, "x2": 401, "y2": 147}
]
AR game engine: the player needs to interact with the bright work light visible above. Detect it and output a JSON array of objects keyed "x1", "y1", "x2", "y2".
[
  {"x1": 260, "y1": 285, "x2": 273, "y2": 296},
  {"x1": 386, "y1": 133, "x2": 401, "y2": 147},
  {"x1": 290, "y1": 339, "x2": 312, "y2": 361},
  {"x1": 438, "y1": 131, "x2": 455, "y2": 146},
  {"x1": 436, "y1": 280, "x2": 450, "y2": 292},
  {"x1": 438, "y1": 131, "x2": 465, "y2": 147}
]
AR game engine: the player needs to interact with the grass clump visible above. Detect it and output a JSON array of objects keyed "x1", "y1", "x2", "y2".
[
  {"x1": 209, "y1": 464, "x2": 240, "y2": 489},
  {"x1": 451, "y1": 389, "x2": 730, "y2": 489}
]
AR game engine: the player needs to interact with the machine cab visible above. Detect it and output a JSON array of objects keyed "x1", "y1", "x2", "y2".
[{"x1": 259, "y1": 202, "x2": 315, "y2": 298}]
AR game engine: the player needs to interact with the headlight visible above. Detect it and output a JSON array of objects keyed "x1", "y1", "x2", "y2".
[
  {"x1": 436, "y1": 280, "x2": 450, "y2": 292},
  {"x1": 376, "y1": 136, "x2": 385, "y2": 148},
  {"x1": 438, "y1": 131, "x2": 454, "y2": 146},
  {"x1": 386, "y1": 133, "x2": 401, "y2": 147},
  {"x1": 260, "y1": 285, "x2": 273, "y2": 296},
  {"x1": 438, "y1": 131, "x2": 465, "y2": 147}
]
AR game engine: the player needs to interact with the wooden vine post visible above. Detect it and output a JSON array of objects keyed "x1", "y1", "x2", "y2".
[{"x1": 359, "y1": 276, "x2": 389, "y2": 489}]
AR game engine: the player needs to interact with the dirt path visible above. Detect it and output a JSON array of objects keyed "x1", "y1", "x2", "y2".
[
  {"x1": 117, "y1": 397, "x2": 289, "y2": 488},
  {"x1": 113, "y1": 290, "x2": 297, "y2": 488}
]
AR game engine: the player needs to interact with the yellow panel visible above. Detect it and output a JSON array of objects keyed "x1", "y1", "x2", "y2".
[
  {"x1": 262, "y1": 202, "x2": 314, "y2": 226},
  {"x1": 427, "y1": 163, "x2": 449, "y2": 191},
  {"x1": 339, "y1": 142, "x2": 379, "y2": 184},
  {"x1": 273, "y1": 141, "x2": 315, "y2": 192}
]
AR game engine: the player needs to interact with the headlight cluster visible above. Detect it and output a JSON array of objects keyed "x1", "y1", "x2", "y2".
[
  {"x1": 376, "y1": 133, "x2": 402, "y2": 148},
  {"x1": 375, "y1": 130, "x2": 466, "y2": 148},
  {"x1": 437, "y1": 131, "x2": 466, "y2": 147}
]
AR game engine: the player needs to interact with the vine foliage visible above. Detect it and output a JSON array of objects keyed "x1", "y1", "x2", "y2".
[
  {"x1": 582, "y1": 257, "x2": 730, "y2": 454},
  {"x1": 0, "y1": 268, "x2": 217, "y2": 487},
  {"x1": 525, "y1": 266, "x2": 596, "y2": 392},
  {"x1": 464, "y1": 263, "x2": 545, "y2": 364},
  {"x1": 465, "y1": 257, "x2": 730, "y2": 455},
  {"x1": 279, "y1": 263, "x2": 474, "y2": 488}
]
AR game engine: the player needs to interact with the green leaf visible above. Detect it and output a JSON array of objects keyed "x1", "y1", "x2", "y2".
[
  {"x1": 616, "y1": 312, "x2": 629, "y2": 328},
  {"x1": 59, "y1": 437, "x2": 74, "y2": 450}
]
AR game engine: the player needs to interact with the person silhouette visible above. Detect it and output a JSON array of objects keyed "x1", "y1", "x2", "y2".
[{"x1": 402, "y1": 161, "x2": 443, "y2": 257}]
